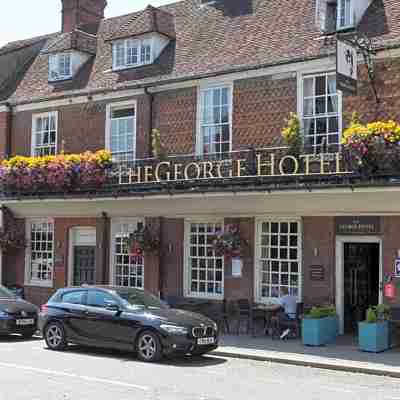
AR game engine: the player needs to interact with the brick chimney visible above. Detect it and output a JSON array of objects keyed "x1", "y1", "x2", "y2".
[{"x1": 61, "y1": 0, "x2": 107, "y2": 33}]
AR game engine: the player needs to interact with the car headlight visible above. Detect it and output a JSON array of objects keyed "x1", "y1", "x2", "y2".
[
  {"x1": 212, "y1": 321, "x2": 218, "y2": 332},
  {"x1": 160, "y1": 324, "x2": 189, "y2": 335},
  {"x1": 0, "y1": 310, "x2": 9, "y2": 318}
]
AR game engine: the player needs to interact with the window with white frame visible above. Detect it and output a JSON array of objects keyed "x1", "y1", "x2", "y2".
[
  {"x1": 199, "y1": 86, "x2": 231, "y2": 156},
  {"x1": 27, "y1": 221, "x2": 54, "y2": 285},
  {"x1": 337, "y1": 0, "x2": 353, "y2": 29},
  {"x1": 187, "y1": 222, "x2": 224, "y2": 297},
  {"x1": 302, "y1": 73, "x2": 340, "y2": 152},
  {"x1": 259, "y1": 220, "x2": 300, "y2": 300},
  {"x1": 112, "y1": 38, "x2": 153, "y2": 70},
  {"x1": 108, "y1": 105, "x2": 136, "y2": 162},
  {"x1": 32, "y1": 112, "x2": 58, "y2": 156},
  {"x1": 111, "y1": 220, "x2": 144, "y2": 289},
  {"x1": 48, "y1": 53, "x2": 72, "y2": 81}
]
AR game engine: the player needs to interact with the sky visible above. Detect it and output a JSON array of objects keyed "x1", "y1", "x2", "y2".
[{"x1": 0, "y1": 0, "x2": 176, "y2": 47}]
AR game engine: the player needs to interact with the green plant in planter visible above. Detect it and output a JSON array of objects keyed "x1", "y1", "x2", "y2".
[
  {"x1": 365, "y1": 304, "x2": 390, "y2": 323},
  {"x1": 306, "y1": 306, "x2": 337, "y2": 319},
  {"x1": 281, "y1": 113, "x2": 303, "y2": 157},
  {"x1": 302, "y1": 306, "x2": 338, "y2": 346},
  {"x1": 359, "y1": 304, "x2": 391, "y2": 353}
]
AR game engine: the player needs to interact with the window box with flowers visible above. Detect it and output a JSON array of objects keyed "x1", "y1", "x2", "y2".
[{"x1": 0, "y1": 150, "x2": 112, "y2": 193}]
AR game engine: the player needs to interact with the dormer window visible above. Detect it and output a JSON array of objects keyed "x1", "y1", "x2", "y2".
[
  {"x1": 318, "y1": 0, "x2": 355, "y2": 33},
  {"x1": 48, "y1": 53, "x2": 72, "y2": 81},
  {"x1": 337, "y1": 0, "x2": 353, "y2": 29},
  {"x1": 112, "y1": 38, "x2": 153, "y2": 71}
]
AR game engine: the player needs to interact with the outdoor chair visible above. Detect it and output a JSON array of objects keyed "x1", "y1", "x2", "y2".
[
  {"x1": 236, "y1": 299, "x2": 267, "y2": 335},
  {"x1": 278, "y1": 302, "x2": 304, "y2": 339},
  {"x1": 205, "y1": 299, "x2": 231, "y2": 334}
]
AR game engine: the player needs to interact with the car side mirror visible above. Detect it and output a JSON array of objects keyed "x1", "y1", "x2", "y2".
[{"x1": 105, "y1": 300, "x2": 121, "y2": 312}]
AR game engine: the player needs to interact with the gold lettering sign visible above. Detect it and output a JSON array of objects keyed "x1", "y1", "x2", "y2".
[{"x1": 118, "y1": 152, "x2": 352, "y2": 185}]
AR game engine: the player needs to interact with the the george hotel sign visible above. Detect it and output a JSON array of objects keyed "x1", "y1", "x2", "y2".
[{"x1": 118, "y1": 152, "x2": 351, "y2": 185}]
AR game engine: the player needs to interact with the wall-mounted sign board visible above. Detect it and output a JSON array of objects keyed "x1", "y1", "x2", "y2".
[{"x1": 335, "y1": 216, "x2": 381, "y2": 236}]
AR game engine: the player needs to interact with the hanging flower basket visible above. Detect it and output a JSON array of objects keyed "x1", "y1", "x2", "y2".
[
  {"x1": 126, "y1": 225, "x2": 160, "y2": 256},
  {"x1": 342, "y1": 115, "x2": 400, "y2": 175},
  {"x1": 211, "y1": 225, "x2": 249, "y2": 258},
  {"x1": 0, "y1": 207, "x2": 26, "y2": 254}
]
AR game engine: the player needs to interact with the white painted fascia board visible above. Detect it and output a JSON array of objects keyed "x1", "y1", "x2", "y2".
[{"x1": 13, "y1": 89, "x2": 145, "y2": 113}]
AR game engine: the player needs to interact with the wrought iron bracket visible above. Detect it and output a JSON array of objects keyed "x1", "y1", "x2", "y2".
[{"x1": 338, "y1": 31, "x2": 379, "y2": 104}]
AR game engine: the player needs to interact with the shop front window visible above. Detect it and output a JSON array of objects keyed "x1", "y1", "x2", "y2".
[
  {"x1": 187, "y1": 222, "x2": 224, "y2": 298},
  {"x1": 259, "y1": 220, "x2": 301, "y2": 300},
  {"x1": 111, "y1": 220, "x2": 144, "y2": 289}
]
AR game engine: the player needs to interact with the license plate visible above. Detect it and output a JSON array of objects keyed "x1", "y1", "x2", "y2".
[
  {"x1": 16, "y1": 319, "x2": 34, "y2": 326},
  {"x1": 197, "y1": 337, "x2": 215, "y2": 345}
]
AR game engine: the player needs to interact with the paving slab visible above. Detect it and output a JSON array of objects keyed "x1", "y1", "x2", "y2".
[{"x1": 212, "y1": 334, "x2": 400, "y2": 378}]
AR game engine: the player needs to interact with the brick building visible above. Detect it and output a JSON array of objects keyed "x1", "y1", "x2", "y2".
[{"x1": 1, "y1": 0, "x2": 400, "y2": 334}]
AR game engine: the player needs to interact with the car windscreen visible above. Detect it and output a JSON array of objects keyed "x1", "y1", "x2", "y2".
[
  {"x1": 115, "y1": 289, "x2": 167, "y2": 310},
  {"x1": 0, "y1": 285, "x2": 16, "y2": 299}
]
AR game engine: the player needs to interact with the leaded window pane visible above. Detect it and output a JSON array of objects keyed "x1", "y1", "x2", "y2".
[
  {"x1": 188, "y1": 222, "x2": 224, "y2": 297},
  {"x1": 260, "y1": 221, "x2": 300, "y2": 299}
]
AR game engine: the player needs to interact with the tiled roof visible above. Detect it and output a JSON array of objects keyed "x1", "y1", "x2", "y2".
[
  {"x1": 104, "y1": 5, "x2": 176, "y2": 41},
  {"x1": 2, "y1": 0, "x2": 400, "y2": 105},
  {"x1": 41, "y1": 30, "x2": 97, "y2": 55},
  {"x1": 0, "y1": 33, "x2": 57, "y2": 56}
]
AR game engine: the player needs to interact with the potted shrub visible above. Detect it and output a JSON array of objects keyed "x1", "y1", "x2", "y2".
[
  {"x1": 359, "y1": 305, "x2": 390, "y2": 353},
  {"x1": 302, "y1": 306, "x2": 338, "y2": 346}
]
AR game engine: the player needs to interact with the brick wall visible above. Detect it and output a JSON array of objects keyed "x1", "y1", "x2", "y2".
[
  {"x1": 233, "y1": 75, "x2": 297, "y2": 149},
  {"x1": 343, "y1": 58, "x2": 400, "y2": 124},
  {"x1": 152, "y1": 87, "x2": 197, "y2": 155},
  {"x1": 302, "y1": 216, "x2": 336, "y2": 307},
  {"x1": 224, "y1": 217, "x2": 255, "y2": 301},
  {"x1": 10, "y1": 94, "x2": 151, "y2": 158},
  {"x1": 160, "y1": 218, "x2": 185, "y2": 299}
]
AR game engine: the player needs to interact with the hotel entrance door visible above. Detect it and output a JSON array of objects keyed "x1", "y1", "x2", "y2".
[{"x1": 343, "y1": 243, "x2": 380, "y2": 333}]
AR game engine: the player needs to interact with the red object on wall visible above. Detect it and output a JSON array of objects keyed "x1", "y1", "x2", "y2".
[{"x1": 384, "y1": 283, "x2": 396, "y2": 299}]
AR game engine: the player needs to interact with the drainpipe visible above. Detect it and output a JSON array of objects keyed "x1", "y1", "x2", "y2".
[
  {"x1": 101, "y1": 212, "x2": 109, "y2": 284},
  {"x1": 144, "y1": 88, "x2": 154, "y2": 157}
]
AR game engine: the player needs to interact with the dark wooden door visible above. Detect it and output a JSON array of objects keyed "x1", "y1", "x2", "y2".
[{"x1": 73, "y1": 246, "x2": 96, "y2": 286}]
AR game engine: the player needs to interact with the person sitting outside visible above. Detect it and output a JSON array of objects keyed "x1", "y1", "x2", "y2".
[{"x1": 270, "y1": 287, "x2": 298, "y2": 339}]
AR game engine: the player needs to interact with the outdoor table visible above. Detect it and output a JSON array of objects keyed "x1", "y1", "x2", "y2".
[{"x1": 252, "y1": 304, "x2": 281, "y2": 338}]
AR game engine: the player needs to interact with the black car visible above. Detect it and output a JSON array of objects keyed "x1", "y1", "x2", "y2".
[
  {"x1": 0, "y1": 285, "x2": 39, "y2": 338},
  {"x1": 39, "y1": 286, "x2": 218, "y2": 362}
]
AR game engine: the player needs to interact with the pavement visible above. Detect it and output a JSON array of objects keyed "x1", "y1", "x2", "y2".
[
  {"x1": 1, "y1": 335, "x2": 400, "y2": 400},
  {"x1": 212, "y1": 334, "x2": 400, "y2": 378}
]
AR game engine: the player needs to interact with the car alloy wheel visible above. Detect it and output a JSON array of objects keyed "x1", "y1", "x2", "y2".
[
  {"x1": 45, "y1": 322, "x2": 67, "y2": 351},
  {"x1": 137, "y1": 331, "x2": 162, "y2": 362}
]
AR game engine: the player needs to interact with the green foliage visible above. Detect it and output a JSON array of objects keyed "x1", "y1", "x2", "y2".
[
  {"x1": 281, "y1": 113, "x2": 302, "y2": 156},
  {"x1": 306, "y1": 306, "x2": 337, "y2": 319},
  {"x1": 365, "y1": 304, "x2": 391, "y2": 323},
  {"x1": 151, "y1": 129, "x2": 166, "y2": 159}
]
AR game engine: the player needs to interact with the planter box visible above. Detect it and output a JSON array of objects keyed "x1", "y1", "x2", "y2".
[
  {"x1": 302, "y1": 316, "x2": 338, "y2": 346},
  {"x1": 358, "y1": 321, "x2": 389, "y2": 353}
]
